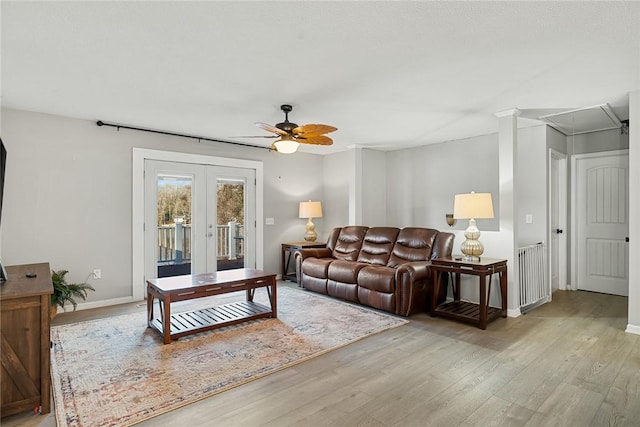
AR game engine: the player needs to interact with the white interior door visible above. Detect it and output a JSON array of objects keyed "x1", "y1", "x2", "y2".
[
  {"x1": 144, "y1": 161, "x2": 256, "y2": 282},
  {"x1": 549, "y1": 150, "x2": 567, "y2": 292},
  {"x1": 575, "y1": 151, "x2": 629, "y2": 296}
]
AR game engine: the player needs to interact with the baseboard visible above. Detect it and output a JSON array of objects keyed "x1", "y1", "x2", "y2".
[
  {"x1": 61, "y1": 296, "x2": 139, "y2": 313},
  {"x1": 625, "y1": 324, "x2": 640, "y2": 336},
  {"x1": 507, "y1": 308, "x2": 521, "y2": 318}
]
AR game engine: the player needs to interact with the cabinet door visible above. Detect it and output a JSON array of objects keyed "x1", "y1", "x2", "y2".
[
  {"x1": 1, "y1": 297, "x2": 45, "y2": 416},
  {"x1": 1, "y1": 263, "x2": 51, "y2": 417}
]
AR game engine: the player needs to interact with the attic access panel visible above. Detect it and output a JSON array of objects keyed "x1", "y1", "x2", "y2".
[{"x1": 538, "y1": 104, "x2": 622, "y2": 135}]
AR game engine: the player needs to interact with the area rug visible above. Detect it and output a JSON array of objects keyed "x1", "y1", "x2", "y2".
[{"x1": 50, "y1": 286, "x2": 408, "y2": 426}]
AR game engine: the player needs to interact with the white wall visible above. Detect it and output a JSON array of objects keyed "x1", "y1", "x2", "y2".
[
  {"x1": 322, "y1": 150, "x2": 351, "y2": 238},
  {"x1": 569, "y1": 128, "x2": 629, "y2": 155},
  {"x1": 516, "y1": 125, "x2": 548, "y2": 246},
  {"x1": 361, "y1": 148, "x2": 387, "y2": 225},
  {"x1": 547, "y1": 126, "x2": 567, "y2": 155},
  {"x1": 1, "y1": 108, "x2": 325, "y2": 304},
  {"x1": 386, "y1": 133, "x2": 500, "y2": 231}
]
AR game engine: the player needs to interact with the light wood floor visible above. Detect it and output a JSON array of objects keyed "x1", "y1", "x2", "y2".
[{"x1": 3, "y1": 284, "x2": 639, "y2": 427}]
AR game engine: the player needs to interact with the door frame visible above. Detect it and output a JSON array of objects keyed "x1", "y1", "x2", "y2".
[
  {"x1": 570, "y1": 149, "x2": 628, "y2": 292},
  {"x1": 132, "y1": 148, "x2": 263, "y2": 301},
  {"x1": 548, "y1": 149, "x2": 568, "y2": 292}
]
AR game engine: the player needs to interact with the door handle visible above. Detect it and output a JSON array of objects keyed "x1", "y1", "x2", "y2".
[
  {"x1": 556, "y1": 229, "x2": 563, "y2": 234},
  {"x1": 626, "y1": 237, "x2": 630, "y2": 242}
]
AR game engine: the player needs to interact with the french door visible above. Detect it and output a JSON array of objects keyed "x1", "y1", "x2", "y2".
[{"x1": 144, "y1": 160, "x2": 255, "y2": 281}]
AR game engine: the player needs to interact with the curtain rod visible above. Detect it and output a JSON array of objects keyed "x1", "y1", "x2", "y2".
[{"x1": 96, "y1": 120, "x2": 272, "y2": 151}]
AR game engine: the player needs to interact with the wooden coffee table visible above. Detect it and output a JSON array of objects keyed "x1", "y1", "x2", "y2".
[{"x1": 146, "y1": 268, "x2": 277, "y2": 344}]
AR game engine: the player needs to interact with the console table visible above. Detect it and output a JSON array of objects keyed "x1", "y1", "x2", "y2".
[
  {"x1": 0, "y1": 262, "x2": 52, "y2": 417},
  {"x1": 430, "y1": 257, "x2": 507, "y2": 330},
  {"x1": 281, "y1": 241, "x2": 326, "y2": 282},
  {"x1": 147, "y1": 268, "x2": 277, "y2": 344}
]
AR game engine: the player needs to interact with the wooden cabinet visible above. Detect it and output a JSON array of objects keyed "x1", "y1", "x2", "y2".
[{"x1": 1, "y1": 263, "x2": 52, "y2": 417}]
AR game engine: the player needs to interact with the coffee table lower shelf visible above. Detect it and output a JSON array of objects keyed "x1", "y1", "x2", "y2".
[
  {"x1": 433, "y1": 301, "x2": 503, "y2": 326},
  {"x1": 149, "y1": 301, "x2": 273, "y2": 341}
]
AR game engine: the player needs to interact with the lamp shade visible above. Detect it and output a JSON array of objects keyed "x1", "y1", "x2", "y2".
[
  {"x1": 299, "y1": 201, "x2": 323, "y2": 219},
  {"x1": 453, "y1": 193, "x2": 494, "y2": 219},
  {"x1": 273, "y1": 136, "x2": 299, "y2": 154}
]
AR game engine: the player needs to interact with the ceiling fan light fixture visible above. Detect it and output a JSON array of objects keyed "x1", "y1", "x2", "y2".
[
  {"x1": 273, "y1": 136, "x2": 299, "y2": 154},
  {"x1": 248, "y1": 104, "x2": 336, "y2": 152}
]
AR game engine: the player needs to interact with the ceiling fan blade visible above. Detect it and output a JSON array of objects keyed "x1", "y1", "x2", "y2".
[
  {"x1": 255, "y1": 122, "x2": 288, "y2": 136},
  {"x1": 293, "y1": 124, "x2": 337, "y2": 136},
  {"x1": 295, "y1": 134, "x2": 333, "y2": 146}
]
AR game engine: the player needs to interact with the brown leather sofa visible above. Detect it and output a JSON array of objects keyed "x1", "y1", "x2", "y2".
[{"x1": 295, "y1": 226, "x2": 454, "y2": 316}]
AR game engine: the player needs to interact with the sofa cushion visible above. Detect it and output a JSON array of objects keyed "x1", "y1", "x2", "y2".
[
  {"x1": 357, "y1": 227, "x2": 400, "y2": 266},
  {"x1": 325, "y1": 227, "x2": 342, "y2": 252},
  {"x1": 327, "y1": 280, "x2": 358, "y2": 302},
  {"x1": 301, "y1": 257, "x2": 334, "y2": 278},
  {"x1": 387, "y1": 227, "x2": 438, "y2": 267},
  {"x1": 302, "y1": 274, "x2": 328, "y2": 294},
  {"x1": 332, "y1": 226, "x2": 368, "y2": 261},
  {"x1": 328, "y1": 259, "x2": 369, "y2": 283},
  {"x1": 358, "y1": 287, "x2": 395, "y2": 313},
  {"x1": 358, "y1": 265, "x2": 395, "y2": 293}
]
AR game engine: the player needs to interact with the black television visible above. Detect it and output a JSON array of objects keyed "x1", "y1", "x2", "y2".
[
  {"x1": 0, "y1": 137, "x2": 5, "y2": 281},
  {"x1": 0, "y1": 137, "x2": 6, "y2": 224}
]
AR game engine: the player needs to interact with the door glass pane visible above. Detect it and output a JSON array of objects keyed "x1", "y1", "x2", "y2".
[
  {"x1": 156, "y1": 175, "x2": 192, "y2": 278},
  {"x1": 216, "y1": 178, "x2": 245, "y2": 271}
]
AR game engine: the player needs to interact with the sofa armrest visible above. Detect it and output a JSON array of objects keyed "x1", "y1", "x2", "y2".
[
  {"x1": 396, "y1": 261, "x2": 432, "y2": 281},
  {"x1": 294, "y1": 248, "x2": 333, "y2": 285},
  {"x1": 394, "y1": 261, "x2": 433, "y2": 316},
  {"x1": 295, "y1": 248, "x2": 332, "y2": 262}
]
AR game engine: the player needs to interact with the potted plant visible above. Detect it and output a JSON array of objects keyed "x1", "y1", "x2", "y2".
[{"x1": 51, "y1": 269, "x2": 95, "y2": 318}]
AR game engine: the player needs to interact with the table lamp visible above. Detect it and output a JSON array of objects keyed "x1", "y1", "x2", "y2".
[
  {"x1": 453, "y1": 192, "x2": 494, "y2": 261},
  {"x1": 299, "y1": 200, "x2": 322, "y2": 242}
]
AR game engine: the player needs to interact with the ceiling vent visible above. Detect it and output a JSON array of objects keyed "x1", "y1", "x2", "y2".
[{"x1": 538, "y1": 104, "x2": 622, "y2": 136}]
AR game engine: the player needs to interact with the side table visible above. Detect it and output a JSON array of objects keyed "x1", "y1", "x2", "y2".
[
  {"x1": 281, "y1": 241, "x2": 326, "y2": 282},
  {"x1": 430, "y1": 257, "x2": 507, "y2": 330}
]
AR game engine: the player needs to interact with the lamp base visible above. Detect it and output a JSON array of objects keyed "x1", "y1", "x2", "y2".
[
  {"x1": 304, "y1": 218, "x2": 317, "y2": 242},
  {"x1": 460, "y1": 218, "x2": 484, "y2": 262}
]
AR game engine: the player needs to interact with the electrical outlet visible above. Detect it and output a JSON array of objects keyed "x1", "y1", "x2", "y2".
[
  {"x1": 92, "y1": 269, "x2": 101, "y2": 279},
  {"x1": 525, "y1": 214, "x2": 533, "y2": 224}
]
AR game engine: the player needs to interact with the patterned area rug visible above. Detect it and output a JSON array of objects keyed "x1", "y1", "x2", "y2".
[{"x1": 51, "y1": 286, "x2": 408, "y2": 426}]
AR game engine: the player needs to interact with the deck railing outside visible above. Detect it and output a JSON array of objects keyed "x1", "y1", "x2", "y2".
[{"x1": 157, "y1": 222, "x2": 244, "y2": 264}]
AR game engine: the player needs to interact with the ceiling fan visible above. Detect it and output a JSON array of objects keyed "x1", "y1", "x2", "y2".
[{"x1": 244, "y1": 104, "x2": 337, "y2": 153}]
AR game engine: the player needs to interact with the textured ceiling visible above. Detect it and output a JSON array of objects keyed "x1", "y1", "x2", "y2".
[{"x1": 2, "y1": 1, "x2": 639, "y2": 154}]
